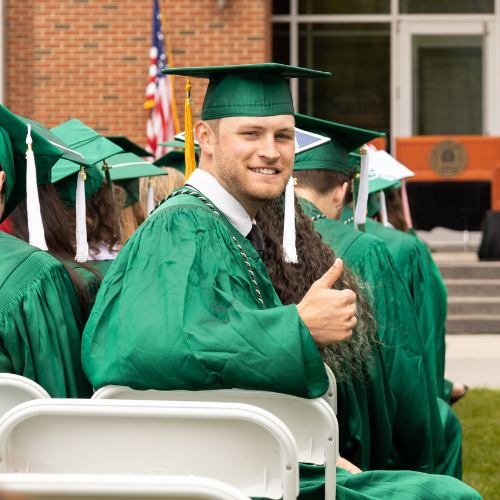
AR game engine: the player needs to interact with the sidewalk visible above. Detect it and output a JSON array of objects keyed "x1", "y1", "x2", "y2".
[{"x1": 445, "y1": 334, "x2": 500, "y2": 389}]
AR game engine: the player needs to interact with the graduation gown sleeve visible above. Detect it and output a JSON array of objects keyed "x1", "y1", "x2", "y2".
[
  {"x1": 82, "y1": 195, "x2": 328, "y2": 399},
  {"x1": 0, "y1": 233, "x2": 93, "y2": 398}
]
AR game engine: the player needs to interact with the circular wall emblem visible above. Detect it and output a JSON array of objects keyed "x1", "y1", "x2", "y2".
[{"x1": 429, "y1": 139, "x2": 468, "y2": 177}]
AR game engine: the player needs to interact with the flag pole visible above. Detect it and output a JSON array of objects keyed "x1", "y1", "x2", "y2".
[{"x1": 157, "y1": 0, "x2": 181, "y2": 134}]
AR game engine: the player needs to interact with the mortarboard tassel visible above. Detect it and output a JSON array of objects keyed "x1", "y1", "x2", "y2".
[
  {"x1": 25, "y1": 124, "x2": 48, "y2": 251},
  {"x1": 184, "y1": 77, "x2": 197, "y2": 181},
  {"x1": 282, "y1": 176, "x2": 298, "y2": 264},
  {"x1": 379, "y1": 190, "x2": 390, "y2": 227},
  {"x1": 354, "y1": 145, "x2": 369, "y2": 232},
  {"x1": 400, "y1": 179, "x2": 413, "y2": 229},
  {"x1": 147, "y1": 177, "x2": 155, "y2": 215},
  {"x1": 75, "y1": 166, "x2": 89, "y2": 262}
]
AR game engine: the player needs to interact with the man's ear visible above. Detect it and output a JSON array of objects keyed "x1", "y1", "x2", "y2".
[
  {"x1": 0, "y1": 171, "x2": 6, "y2": 194},
  {"x1": 194, "y1": 121, "x2": 214, "y2": 157},
  {"x1": 334, "y1": 181, "x2": 348, "y2": 207}
]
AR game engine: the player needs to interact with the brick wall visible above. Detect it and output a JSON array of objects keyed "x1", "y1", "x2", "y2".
[{"x1": 4, "y1": 0, "x2": 271, "y2": 145}]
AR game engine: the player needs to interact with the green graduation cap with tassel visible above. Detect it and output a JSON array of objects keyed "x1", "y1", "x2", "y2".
[
  {"x1": 292, "y1": 115, "x2": 385, "y2": 232},
  {"x1": 161, "y1": 63, "x2": 332, "y2": 263},
  {"x1": 96, "y1": 152, "x2": 168, "y2": 214},
  {"x1": 50, "y1": 120, "x2": 125, "y2": 262},
  {"x1": 0, "y1": 106, "x2": 65, "y2": 231}
]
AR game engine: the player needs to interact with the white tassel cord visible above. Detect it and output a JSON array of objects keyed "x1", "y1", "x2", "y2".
[
  {"x1": 379, "y1": 190, "x2": 390, "y2": 227},
  {"x1": 354, "y1": 147, "x2": 369, "y2": 231},
  {"x1": 25, "y1": 124, "x2": 48, "y2": 251},
  {"x1": 282, "y1": 176, "x2": 298, "y2": 264},
  {"x1": 75, "y1": 169, "x2": 89, "y2": 262},
  {"x1": 147, "y1": 177, "x2": 155, "y2": 215}
]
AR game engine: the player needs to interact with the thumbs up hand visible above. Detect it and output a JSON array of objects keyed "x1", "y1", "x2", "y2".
[{"x1": 296, "y1": 258, "x2": 357, "y2": 346}]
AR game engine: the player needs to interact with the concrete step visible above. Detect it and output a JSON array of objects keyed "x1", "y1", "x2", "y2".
[
  {"x1": 446, "y1": 315, "x2": 500, "y2": 333},
  {"x1": 438, "y1": 262, "x2": 500, "y2": 280},
  {"x1": 444, "y1": 279, "x2": 500, "y2": 297},
  {"x1": 448, "y1": 297, "x2": 500, "y2": 315}
]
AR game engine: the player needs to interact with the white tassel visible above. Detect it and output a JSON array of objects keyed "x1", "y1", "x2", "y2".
[
  {"x1": 25, "y1": 124, "x2": 48, "y2": 251},
  {"x1": 379, "y1": 190, "x2": 390, "y2": 227},
  {"x1": 147, "y1": 177, "x2": 155, "y2": 215},
  {"x1": 354, "y1": 146, "x2": 369, "y2": 231},
  {"x1": 282, "y1": 176, "x2": 298, "y2": 264},
  {"x1": 75, "y1": 168, "x2": 89, "y2": 262}
]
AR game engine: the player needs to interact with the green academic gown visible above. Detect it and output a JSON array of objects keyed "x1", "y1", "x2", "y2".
[
  {"x1": 0, "y1": 232, "x2": 93, "y2": 398},
  {"x1": 82, "y1": 189, "x2": 329, "y2": 398},
  {"x1": 302, "y1": 200, "x2": 460, "y2": 478},
  {"x1": 82, "y1": 191, "x2": 480, "y2": 500},
  {"x1": 342, "y1": 206, "x2": 446, "y2": 401},
  {"x1": 86, "y1": 259, "x2": 115, "y2": 277}
]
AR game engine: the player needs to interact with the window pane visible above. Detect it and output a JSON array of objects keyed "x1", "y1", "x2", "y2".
[
  {"x1": 413, "y1": 35, "x2": 483, "y2": 135},
  {"x1": 298, "y1": 23, "x2": 390, "y2": 137},
  {"x1": 273, "y1": 23, "x2": 290, "y2": 65},
  {"x1": 273, "y1": 0, "x2": 290, "y2": 15},
  {"x1": 400, "y1": 0, "x2": 494, "y2": 14},
  {"x1": 299, "y1": 0, "x2": 390, "y2": 15}
]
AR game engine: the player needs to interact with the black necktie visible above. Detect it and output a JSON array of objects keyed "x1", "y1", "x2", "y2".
[{"x1": 246, "y1": 223, "x2": 265, "y2": 259}]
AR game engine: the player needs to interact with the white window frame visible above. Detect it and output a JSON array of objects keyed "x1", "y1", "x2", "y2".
[{"x1": 272, "y1": 0, "x2": 500, "y2": 151}]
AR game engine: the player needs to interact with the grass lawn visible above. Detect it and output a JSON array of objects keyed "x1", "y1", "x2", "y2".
[{"x1": 453, "y1": 389, "x2": 500, "y2": 500}]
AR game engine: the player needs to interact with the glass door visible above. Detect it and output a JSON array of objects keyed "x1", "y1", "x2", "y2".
[{"x1": 395, "y1": 20, "x2": 500, "y2": 140}]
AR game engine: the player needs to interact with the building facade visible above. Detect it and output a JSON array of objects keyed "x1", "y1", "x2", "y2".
[{"x1": 2, "y1": 0, "x2": 499, "y2": 228}]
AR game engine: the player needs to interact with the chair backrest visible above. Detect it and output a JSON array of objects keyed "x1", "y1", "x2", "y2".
[
  {"x1": 0, "y1": 399, "x2": 298, "y2": 500},
  {"x1": 322, "y1": 364, "x2": 337, "y2": 414},
  {"x1": 92, "y1": 388, "x2": 339, "y2": 500},
  {"x1": 0, "y1": 374, "x2": 50, "y2": 418},
  {"x1": 0, "y1": 474, "x2": 252, "y2": 500}
]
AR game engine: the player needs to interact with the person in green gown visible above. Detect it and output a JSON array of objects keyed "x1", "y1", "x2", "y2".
[
  {"x1": 260, "y1": 113, "x2": 461, "y2": 479},
  {"x1": 0, "y1": 105, "x2": 92, "y2": 398},
  {"x1": 82, "y1": 65, "x2": 480, "y2": 500}
]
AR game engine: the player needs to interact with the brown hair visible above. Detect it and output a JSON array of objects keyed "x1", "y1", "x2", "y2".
[
  {"x1": 11, "y1": 183, "x2": 102, "y2": 321},
  {"x1": 66, "y1": 181, "x2": 125, "y2": 256},
  {"x1": 256, "y1": 195, "x2": 376, "y2": 380},
  {"x1": 294, "y1": 169, "x2": 348, "y2": 197},
  {"x1": 139, "y1": 167, "x2": 185, "y2": 216},
  {"x1": 386, "y1": 187, "x2": 410, "y2": 233},
  {"x1": 120, "y1": 202, "x2": 146, "y2": 243}
]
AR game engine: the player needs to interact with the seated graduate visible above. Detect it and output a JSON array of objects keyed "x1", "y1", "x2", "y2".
[
  {"x1": 256, "y1": 195, "x2": 397, "y2": 474},
  {"x1": 257, "y1": 115, "x2": 462, "y2": 479},
  {"x1": 255, "y1": 195, "x2": 482, "y2": 500},
  {"x1": 83, "y1": 63, "x2": 359, "y2": 399},
  {"x1": 376, "y1": 182, "x2": 468, "y2": 405},
  {"x1": 342, "y1": 154, "x2": 463, "y2": 405},
  {"x1": 0, "y1": 106, "x2": 92, "y2": 398}
]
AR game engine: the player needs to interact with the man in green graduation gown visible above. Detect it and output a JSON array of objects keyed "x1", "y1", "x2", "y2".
[
  {"x1": 0, "y1": 106, "x2": 92, "y2": 398},
  {"x1": 82, "y1": 65, "x2": 480, "y2": 500},
  {"x1": 291, "y1": 114, "x2": 462, "y2": 480}
]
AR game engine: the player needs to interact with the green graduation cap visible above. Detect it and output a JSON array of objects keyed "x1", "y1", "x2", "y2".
[
  {"x1": 105, "y1": 136, "x2": 151, "y2": 158},
  {"x1": 161, "y1": 63, "x2": 331, "y2": 120},
  {"x1": 293, "y1": 114, "x2": 385, "y2": 176},
  {"x1": 97, "y1": 152, "x2": 168, "y2": 210},
  {"x1": 158, "y1": 140, "x2": 200, "y2": 152},
  {"x1": 51, "y1": 119, "x2": 124, "y2": 165},
  {"x1": 0, "y1": 106, "x2": 64, "y2": 227}
]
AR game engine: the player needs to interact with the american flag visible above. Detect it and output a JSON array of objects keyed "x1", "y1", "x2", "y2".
[{"x1": 144, "y1": 0, "x2": 178, "y2": 158}]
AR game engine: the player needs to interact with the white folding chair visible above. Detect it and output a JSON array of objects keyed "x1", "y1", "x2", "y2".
[
  {"x1": 92, "y1": 387, "x2": 339, "y2": 500},
  {"x1": 0, "y1": 399, "x2": 299, "y2": 500},
  {"x1": 322, "y1": 364, "x2": 337, "y2": 414},
  {"x1": 0, "y1": 474, "x2": 252, "y2": 500},
  {"x1": 0, "y1": 373, "x2": 50, "y2": 418}
]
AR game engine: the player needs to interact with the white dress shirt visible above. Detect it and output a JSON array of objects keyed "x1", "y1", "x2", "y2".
[{"x1": 185, "y1": 169, "x2": 253, "y2": 237}]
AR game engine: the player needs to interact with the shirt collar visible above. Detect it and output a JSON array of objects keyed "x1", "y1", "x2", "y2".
[{"x1": 185, "y1": 169, "x2": 253, "y2": 237}]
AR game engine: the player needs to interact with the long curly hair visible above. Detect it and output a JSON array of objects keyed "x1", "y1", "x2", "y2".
[{"x1": 256, "y1": 195, "x2": 377, "y2": 381}]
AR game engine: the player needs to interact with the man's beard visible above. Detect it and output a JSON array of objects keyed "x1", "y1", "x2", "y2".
[{"x1": 213, "y1": 144, "x2": 289, "y2": 204}]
